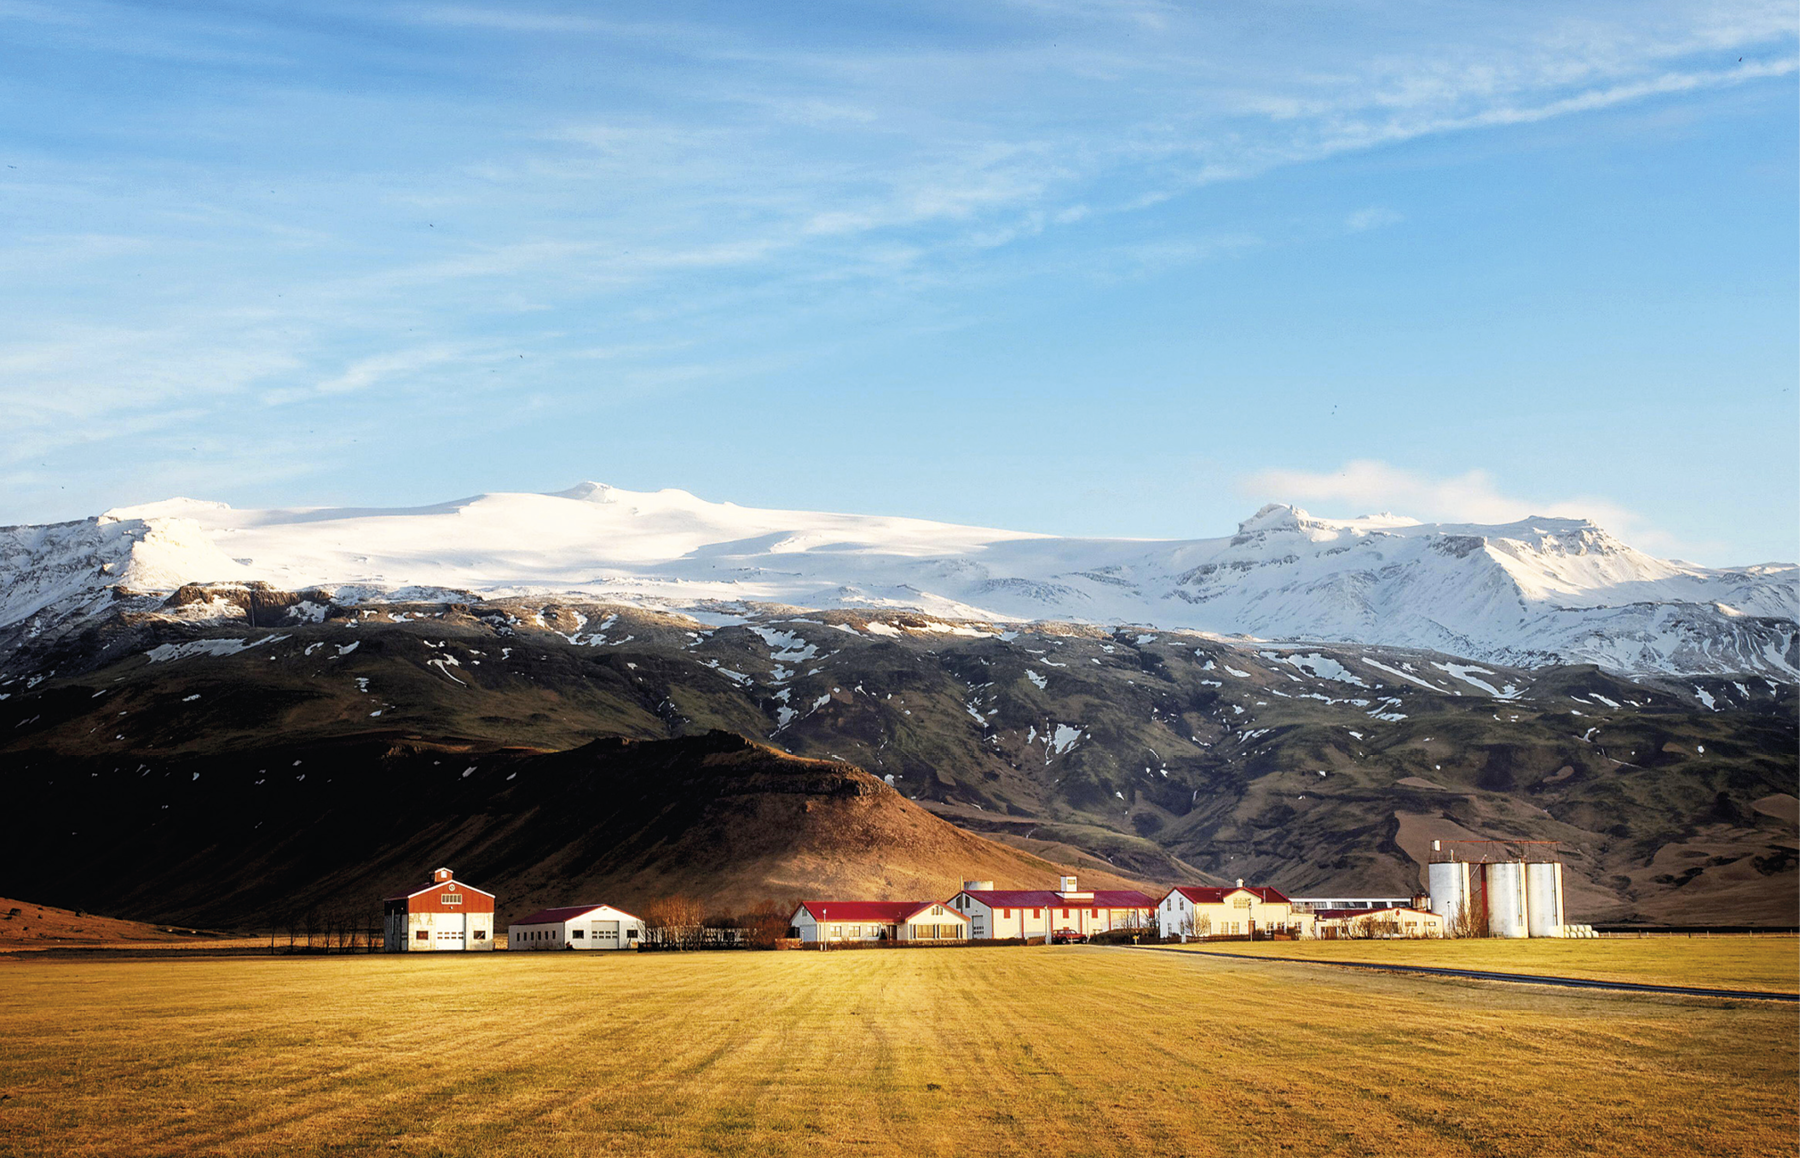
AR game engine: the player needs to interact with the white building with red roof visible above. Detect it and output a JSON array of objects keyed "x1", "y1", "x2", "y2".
[
  {"x1": 788, "y1": 900, "x2": 969, "y2": 945},
  {"x1": 507, "y1": 903, "x2": 646, "y2": 950},
  {"x1": 382, "y1": 867, "x2": 496, "y2": 952},
  {"x1": 1156, "y1": 883, "x2": 1310, "y2": 940},
  {"x1": 948, "y1": 876, "x2": 1155, "y2": 941},
  {"x1": 1312, "y1": 905, "x2": 1444, "y2": 939}
]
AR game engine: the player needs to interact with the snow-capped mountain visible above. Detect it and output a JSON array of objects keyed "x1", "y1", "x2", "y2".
[{"x1": 2, "y1": 483, "x2": 1793, "y2": 677}]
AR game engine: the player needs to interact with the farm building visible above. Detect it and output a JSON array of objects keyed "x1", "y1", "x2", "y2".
[
  {"x1": 949, "y1": 877, "x2": 1155, "y2": 941},
  {"x1": 382, "y1": 867, "x2": 495, "y2": 952},
  {"x1": 1313, "y1": 906, "x2": 1445, "y2": 939},
  {"x1": 788, "y1": 901, "x2": 969, "y2": 945},
  {"x1": 1156, "y1": 883, "x2": 1311, "y2": 940},
  {"x1": 1427, "y1": 841, "x2": 1570, "y2": 938},
  {"x1": 507, "y1": 904, "x2": 646, "y2": 951}
]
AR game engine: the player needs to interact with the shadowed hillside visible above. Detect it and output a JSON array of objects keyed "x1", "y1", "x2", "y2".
[{"x1": 0, "y1": 731, "x2": 1182, "y2": 930}]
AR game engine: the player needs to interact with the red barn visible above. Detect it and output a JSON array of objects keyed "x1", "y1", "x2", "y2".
[{"x1": 382, "y1": 867, "x2": 496, "y2": 952}]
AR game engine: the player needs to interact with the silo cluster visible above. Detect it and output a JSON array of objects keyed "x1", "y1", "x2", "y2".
[{"x1": 1426, "y1": 843, "x2": 1572, "y2": 938}]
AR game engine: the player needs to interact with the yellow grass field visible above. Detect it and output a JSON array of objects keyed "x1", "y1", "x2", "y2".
[
  {"x1": 0, "y1": 946, "x2": 1793, "y2": 1158},
  {"x1": 1158, "y1": 935, "x2": 1800, "y2": 993}
]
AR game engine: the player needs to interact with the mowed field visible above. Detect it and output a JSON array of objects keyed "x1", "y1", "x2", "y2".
[
  {"x1": 0, "y1": 946, "x2": 1794, "y2": 1158},
  {"x1": 1159, "y1": 935, "x2": 1800, "y2": 993}
]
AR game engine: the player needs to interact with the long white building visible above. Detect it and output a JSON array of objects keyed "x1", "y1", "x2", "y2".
[
  {"x1": 507, "y1": 904, "x2": 646, "y2": 950},
  {"x1": 948, "y1": 877, "x2": 1155, "y2": 941}
]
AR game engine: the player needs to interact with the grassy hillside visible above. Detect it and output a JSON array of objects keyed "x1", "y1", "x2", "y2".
[{"x1": 0, "y1": 730, "x2": 1167, "y2": 929}]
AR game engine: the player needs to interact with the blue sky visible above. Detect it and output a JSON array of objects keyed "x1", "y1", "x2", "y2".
[{"x1": 2, "y1": 1, "x2": 1795, "y2": 564}]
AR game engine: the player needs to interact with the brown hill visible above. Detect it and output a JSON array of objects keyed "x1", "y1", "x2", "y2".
[
  {"x1": 0, "y1": 896, "x2": 227, "y2": 948},
  {"x1": 0, "y1": 731, "x2": 1184, "y2": 930}
]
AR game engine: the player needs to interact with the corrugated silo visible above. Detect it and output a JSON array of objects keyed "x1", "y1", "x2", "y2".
[
  {"x1": 1427, "y1": 860, "x2": 1473, "y2": 932},
  {"x1": 1524, "y1": 861, "x2": 1565, "y2": 938},
  {"x1": 1484, "y1": 861, "x2": 1529, "y2": 938}
]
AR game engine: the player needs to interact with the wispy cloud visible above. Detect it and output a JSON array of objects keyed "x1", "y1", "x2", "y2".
[{"x1": 0, "y1": 1, "x2": 1792, "y2": 547}]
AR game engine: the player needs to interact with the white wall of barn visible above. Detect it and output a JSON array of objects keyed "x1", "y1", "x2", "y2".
[{"x1": 507, "y1": 910, "x2": 645, "y2": 950}]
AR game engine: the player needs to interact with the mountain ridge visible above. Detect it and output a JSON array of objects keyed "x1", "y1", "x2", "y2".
[{"x1": 2, "y1": 483, "x2": 1793, "y2": 678}]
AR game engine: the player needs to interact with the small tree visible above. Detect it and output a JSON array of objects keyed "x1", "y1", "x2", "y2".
[
  {"x1": 643, "y1": 895, "x2": 708, "y2": 950},
  {"x1": 1448, "y1": 899, "x2": 1485, "y2": 939},
  {"x1": 737, "y1": 900, "x2": 790, "y2": 949}
]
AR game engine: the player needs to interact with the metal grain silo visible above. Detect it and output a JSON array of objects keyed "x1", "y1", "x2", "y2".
[
  {"x1": 1484, "y1": 861, "x2": 1529, "y2": 938},
  {"x1": 1427, "y1": 860, "x2": 1473, "y2": 933},
  {"x1": 1525, "y1": 861, "x2": 1565, "y2": 938}
]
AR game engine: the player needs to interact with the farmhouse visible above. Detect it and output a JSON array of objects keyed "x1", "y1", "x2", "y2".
[
  {"x1": 788, "y1": 901, "x2": 969, "y2": 945},
  {"x1": 1156, "y1": 883, "x2": 1310, "y2": 940},
  {"x1": 949, "y1": 877, "x2": 1155, "y2": 941},
  {"x1": 1313, "y1": 905, "x2": 1445, "y2": 939},
  {"x1": 382, "y1": 867, "x2": 495, "y2": 952},
  {"x1": 508, "y1": 904, "x2": 646, "y2": 950}
]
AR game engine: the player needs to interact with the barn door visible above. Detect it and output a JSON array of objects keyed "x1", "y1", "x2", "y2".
[{"x1": 437, "y1": 912, "x2": 466, "y2": 950}]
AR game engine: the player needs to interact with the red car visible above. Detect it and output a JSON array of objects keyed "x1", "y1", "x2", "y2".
[{"x1": 1050, "y1": 928, "x2": 1088, "y2": 944}]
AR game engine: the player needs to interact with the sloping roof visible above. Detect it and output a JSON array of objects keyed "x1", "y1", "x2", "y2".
[
  {"x1": 1167, "y1": 885, "x2": 1292, "y2": 905},
  {"x1": 1313, "y1": 906, "x2": 1436, "y2": 921},
  {"x1": 959, "y1": 889, "x2": 1155, "y2": 909},
  {"x1": 790, "y1": 901, "x2": 965, "y2": 924},
  {"x1": 382, "y1": 877, "x2": 497, "y2": 902},
  {"x1": 510, "y1": 904, "x2": 642, "y2": 927}
]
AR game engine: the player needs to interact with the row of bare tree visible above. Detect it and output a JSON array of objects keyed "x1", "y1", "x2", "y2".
[
  {"x1": 265, "y1": 908, "x2": 386, "y2": 953},
  {"x1": 639, "y1": 896, "x2": 792, "y2": 950}
]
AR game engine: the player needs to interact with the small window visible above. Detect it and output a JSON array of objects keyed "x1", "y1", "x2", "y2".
[
  {"x1": 1032, "y1": 908, "x2": 1041, "y2": 918},
  {"x1": 571, "y1": 929, "x2": 584, "y2": 939},
  {"x1": 415, "y1": 930, "x2": 428, "y2": 941},
  {"x1": 472, "y1": 930, "x2": 486, "y2": 941},
  {"x1": 1002, "y1": 908, "x2": 1011, "y2": 918}
]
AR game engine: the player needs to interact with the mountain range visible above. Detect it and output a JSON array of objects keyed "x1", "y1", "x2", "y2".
[
  {"x1": 1, "y1": 485, "x2": 1793, "y2": 929},
  {"x1": 3, "y1": 483, "x2": 1793, "y2": 679}
]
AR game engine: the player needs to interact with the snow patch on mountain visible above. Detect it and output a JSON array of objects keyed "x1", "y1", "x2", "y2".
[{"x1": 2, "y1": 485, "x2": 1794, "y2": 678}]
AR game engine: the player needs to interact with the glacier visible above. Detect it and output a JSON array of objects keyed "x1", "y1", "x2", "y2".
[{"x1": 1, "y1": 483, "x2": 1793, "y2": 678}]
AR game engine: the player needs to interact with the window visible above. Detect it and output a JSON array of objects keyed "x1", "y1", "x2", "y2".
[
  {"x1": 441, "y1": 893, "x2": 463, "y2": 905},
  {"x1": 1001, "y1": 908, "x2": 1011, "y2": 918},
  {"x1": 831, "y1": 924, "x2": 842, "y2": 938},
  {"x1": 850, "y1": 925, "x2": 862, "y2": 938},
  {"x1": 473, "y1": 930, "x2": 486, "y2": 941},
  {"x1": 1061, "y1": 908, "x2": 1069, "y2": 918},
  {"x1": 415, "y1": 930, "x2": 428, "y2": 941},
  {"x1": 931, "y1": 905, "x2": 944, "y2": 916},
  {"x1": 571, "y1": 929, "x2": 584, "y2": 939},
  {"x1": 1032, "y1": 908, "x2": 1041, "y2": 918}
]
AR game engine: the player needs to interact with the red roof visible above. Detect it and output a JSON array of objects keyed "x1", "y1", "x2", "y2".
[
  {"x1": 790, "y1": 901, "x2": 965, "y2": 924},
  {"x1": 1167, "y1": 885, "x2": 1292, "y2": 905},
  {"x1": 958, "y1": 889, "x2": 1155, "y2": 910},
  {"x1": 382, "y1": 877, "x2": 497, "y2": 902},
  {"x1": 1313, "y1": 906, "x2": 1435, "y2": 921},
  {"x1": 510, "y1": 904, "x2": 641, "y2": 927}
]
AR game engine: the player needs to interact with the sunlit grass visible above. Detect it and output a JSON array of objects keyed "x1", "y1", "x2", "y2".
[
  {"x1": 0, "y1": 945, "x2": 1793, "y2": 1156},
  {"x1": 1155, "y1": 935, "x2": 1800, "y2": 992}
]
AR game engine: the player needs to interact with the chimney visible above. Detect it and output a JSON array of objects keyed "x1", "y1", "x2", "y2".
[{"x1": 1236, "y1": 878, "x2": 1244, "y2": 888}]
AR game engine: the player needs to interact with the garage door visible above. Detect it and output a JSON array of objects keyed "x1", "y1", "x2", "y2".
[
  {"x1": 435, "y1": 913, "x2": 466, "y2": 950},
  {"x1": 589, "y1": 920, "x2": 620, "y2": 948}
]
